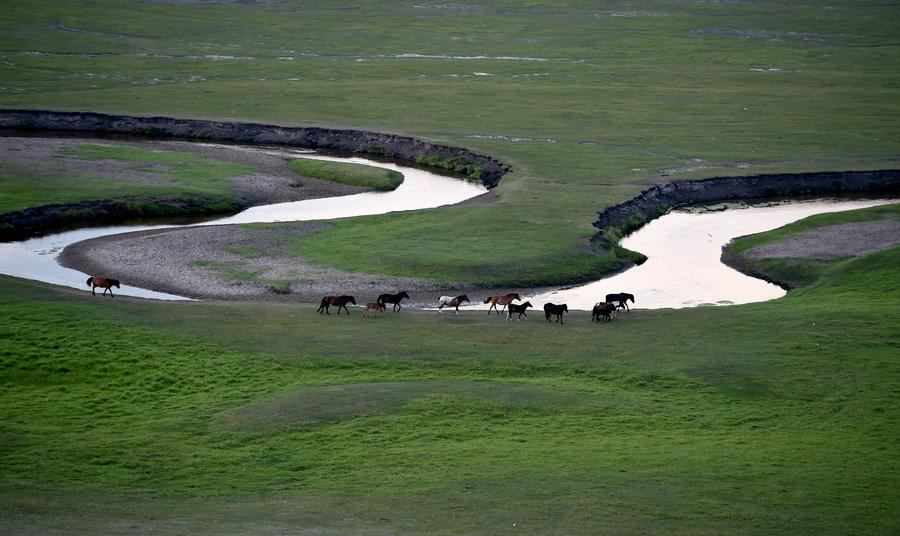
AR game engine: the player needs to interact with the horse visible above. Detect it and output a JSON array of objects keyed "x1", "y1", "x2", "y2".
[
  {"x1": 483, "y1": 292, "x2": 520, "y2": 315},
  {"x1": 86, "y1": 276, "x2": 120, "y2": 297},
  {"x1": 438, "y1": 294, "x2": 470, "y2": 314},
  {"x1": 377, "y1": 291, "x2": 410, "y2": 312},
  {"x1": 591, "y1": 302, "x2": 616, "y2": 323},
  {"x1": 506, "y1": 301, "x2": 532, "y2": 321},
  {"x1": 544, "y1": 302, "x2": 568, "y2": 323},
  {"x1": 317, "y1": 295, "x2": 356, "y2": 315},
  {"x1": 363, "y1": 302, "x2": 386, "y2": 317},
  {"x1": 605, "y1": 292, "x2": 635, "y2": 311}
]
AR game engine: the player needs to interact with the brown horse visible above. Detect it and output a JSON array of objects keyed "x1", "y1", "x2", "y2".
[
  {"x1": 506, "y1": 301, "x2": 532, "y2": 321},
  {"x1": 317, "y1": 295, "x2": 356, "y2": 315},
  {"x1": 591, "y1": 302, "x2": 615, "y2": 323},
  {"x1": 483, "y1": 292, "x2": 521, "y2": 315},
  {"x1": 543, "y1": 302, "x2": 568, "y2": 324},
  {"x1": 86, "y1": 276, "x2": 120, "y2": 297},
  {"x1": 363, "y1": 302, "x2": 386, "y2": 317}
]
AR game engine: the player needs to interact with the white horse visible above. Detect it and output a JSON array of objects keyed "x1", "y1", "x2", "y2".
[{"x1": 438, "y1": 294, "x2": 470, "y2": 314}]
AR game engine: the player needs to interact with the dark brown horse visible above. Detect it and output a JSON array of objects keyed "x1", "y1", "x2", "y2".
[
  {"x1": 543, "y1": 302, "x2": 568, "y2": 323},
  {"x1": 317, "y1": 295, "x2": 356, "y2": 315},
  {"x1": 483, "y1": 292, "x2": 521, "y2": 315},
  {"x1": 377, "y1": 291, "x2": 410, "y2": 312},
  {"x1": 591, "y1": 302, "x2": 615, "y2": 323},
  {"x1": 86, "y1": 276, "x2": 120, "y2": 297},
  {"x1": 506, "y1": 301, "x2": 532, "y2": 321},
  {"x1": 438, "y1": 294, "x2": 470, "y2": 314}
]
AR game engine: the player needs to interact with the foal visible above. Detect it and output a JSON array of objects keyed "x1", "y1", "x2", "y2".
[
  {"x1": 363, "y1": 302, "x2": 386, "y2": 317},
  {"x1": 506, "y1": 301, "x2": 532, "y2": 321}
]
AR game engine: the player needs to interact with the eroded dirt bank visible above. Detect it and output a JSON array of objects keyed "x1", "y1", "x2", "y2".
[{"x1": 591, "y1": 170, "x2": 900, "y2": 250}]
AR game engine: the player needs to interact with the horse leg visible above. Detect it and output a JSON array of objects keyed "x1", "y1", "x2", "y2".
[
  {"x1": 91, "y1": 286, "x2": 96, "y2": 296},
  {"x1": 109, "y1": 287, "x2": 114, "y2": 297}
]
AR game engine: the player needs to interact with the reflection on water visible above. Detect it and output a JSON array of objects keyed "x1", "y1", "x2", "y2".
[
  {"x1": 526, "y1": 198, "x2": 895, "y2": 310},
  {"x1": 0, "y1": 150, "x2": 487, "y2": 300}
]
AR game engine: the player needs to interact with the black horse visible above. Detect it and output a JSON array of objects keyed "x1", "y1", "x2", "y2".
[
  {"x1": 507, "y1": 301, "x2": 532, "y2": 321},
  {"x1": 377, "y1": 290, "x2": 410, "y2": 312},
  {"x1": 317, "y1": 295, "x2": 356, "y2": 315},
  {"x1": 543, "y1": 302, "x2": 568, "y2": 323},
  {"x1": 605, "y1": 292, "x2": 635, "y2": 311}
]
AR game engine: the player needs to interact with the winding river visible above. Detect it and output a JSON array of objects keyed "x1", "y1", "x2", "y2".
[{"x1": 0, "y1": 142, "x2": 893, "y2": 308}]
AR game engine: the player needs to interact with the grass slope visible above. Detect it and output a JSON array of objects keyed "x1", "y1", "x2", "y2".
[
  {"x1": 0, "y1": 143, "x2": 254, "y2": 214},
  {"x1": 725, "y1": 203, "x2": 900, "y2": 288},
  {"x1": 289, "y1": 158, "x2": 403, "y2": 192},
  {"x1": 1, "y1": 240, "x2": 898, "y2": 533},
  {"x1": 0, "y1": 0, "x2": 898, "y2": 283}
]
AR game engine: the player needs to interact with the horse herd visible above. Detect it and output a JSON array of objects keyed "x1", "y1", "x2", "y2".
[
  {"x1": 318, "y1": 290, "x2": 636, "y2": 323},
  {"x1": 84, "y1": 274, "x2": 636, "y2": 322}
]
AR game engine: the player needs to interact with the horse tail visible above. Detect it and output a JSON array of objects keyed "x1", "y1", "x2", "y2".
[
  {"x1": 86, "y1": 276, "x2": 93, "y2": 287},
  {"x1": 483, "y1": 297, "x2": 492, "y2": 304}
]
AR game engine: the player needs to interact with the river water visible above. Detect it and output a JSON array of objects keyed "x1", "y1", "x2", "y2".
[
  {"x1": 525, "y1": 198, "x2": 894, "y2": 310},
  {"x1": 0, "y1": 142, "x2": 892, "y2": 308}
]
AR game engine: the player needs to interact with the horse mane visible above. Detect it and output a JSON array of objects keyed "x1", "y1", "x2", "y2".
[
  {"x1": 111, "y1": 279, "x2": 120, "y2": 288},
  {"x1": 456, "y1": 294, "x2": 469, "y2": 302}
]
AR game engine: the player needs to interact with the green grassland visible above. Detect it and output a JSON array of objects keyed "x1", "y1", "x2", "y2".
[
  {"x1": 1, "y1": 235, "x2": 898, "y2": 533},
  {"x1": 0, "y1": 143, "x2": 255, "y2": 215},
  {"x1": 289, "y1": 158, "x2": 403, "y2": 191},
  {"x1": 2, "y1": 1, "x2": 900, "y2": 533},
  {"x1": 1, "y1": 0, "x2": 899, "y2": 283}
]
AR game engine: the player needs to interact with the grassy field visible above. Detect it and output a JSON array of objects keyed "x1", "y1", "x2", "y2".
[
  {"x1": 1, "y1": 0, "x2": 899, "y2": 283},
  {"x1": 0, "y1": 142, "x2": 254, "y2": 215},
  {"x1": 1, "y1": 234, "x2": 898, "y2": 533},
  {"x1": 289, "y1": 158, "x2": 403, "y2": 191},
  {"x1": 1, "y1": 1, "x2": 899, "y2": 533}
]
